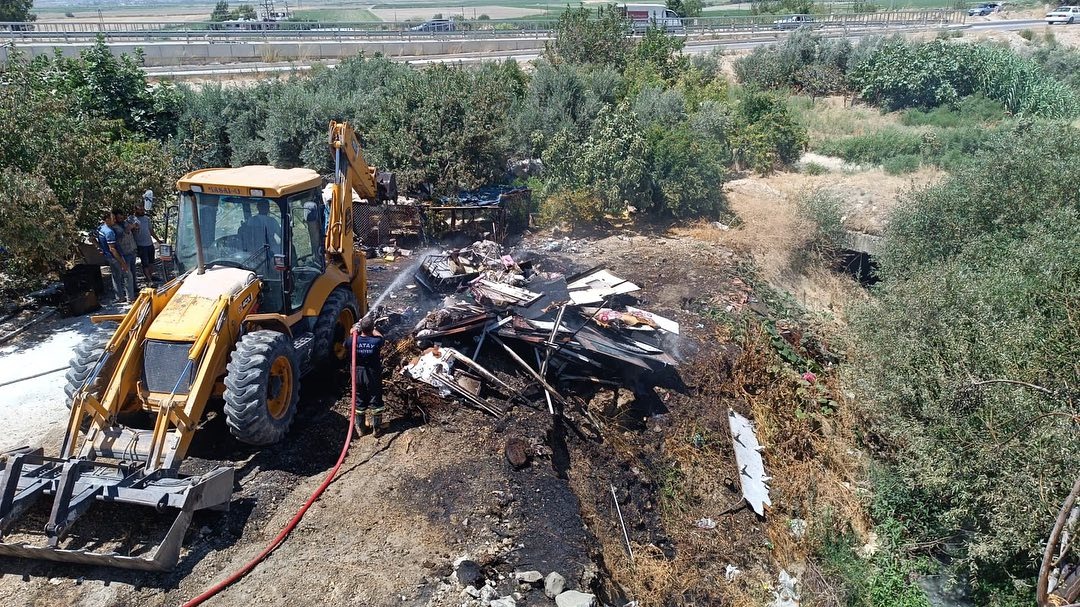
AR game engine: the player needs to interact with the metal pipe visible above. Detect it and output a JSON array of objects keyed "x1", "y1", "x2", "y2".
[
  {"x1": 187, "y1": 194, "x2": 207, "y2": 275},
  {"x1": 611, "y1": 483, "x2": 634, "y2": 563}
]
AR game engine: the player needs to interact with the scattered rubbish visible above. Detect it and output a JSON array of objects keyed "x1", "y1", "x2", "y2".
[
  {"x1": 402, "y1": 346, "x2": 506, "y2": 417},
  {"x1": 695, "y1": 517, "x2": 718, "y2": 530},
  {"x1": 725, "y1": 564, "x2": 741, "y2": 582},
  {"x1": 769, "y1": 569, "x2": 800, "y2": 607},
  {"x1": 399, "y1": 240, "x2": 681, "y2": 438},
  {"x1": 789, "y1": 518, "x2": 807, "y2": 539},
  {"x1": 728, "y1": 409, "x2": 772, "y2": 516}
]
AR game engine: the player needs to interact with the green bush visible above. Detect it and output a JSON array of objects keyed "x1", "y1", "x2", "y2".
[
  {"x1": 899, "y1": 94, "x2": 1005, "y2": 128},
  {"x1": 538, "y1": 189, "x2": 606, "y2": 227},
  {"x1": 817, "y1": 129, "x2": 923, "y2": 164},
  {"x1": 734, "y1": 29, "x2": 851, "y2": 94},
  {"x1": 545, "y1": 6, "x2": 632, "y2": 68},
  {"x1": 853, "y1": 124, "x2": 1080, "y2": 598},
  {"x1": 881, "y1": 153, "x2": 920, "y2": 174},
  {"x1": 797, "y1": 188, "x2": 845, "y2": 255},
  {"x1": 1018, "y1": 29, "x2": 1034, "y2": 41},
  {"x1": 0, "y1": 169, "x2": 76, "y2": 295},
  {"x1": 542, "y1": 104, "x2": 651, "y2": 214},
  {"x1": 647, "y1": 124, "x2": 728, "y2": 218},
  {"x1": 850, "y1": 38, "x2": 1079, "y2": 117},
  {"x1": 732, "y1": 88, "x2": 808, "y2": 174},
  {"x1": 802, "y1": 161, "x2": 828, "y2": 175}
]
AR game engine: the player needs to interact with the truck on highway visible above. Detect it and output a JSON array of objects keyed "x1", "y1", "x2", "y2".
[{"x1": 617, "y1": 3, "x2": 686, "y2": 34}]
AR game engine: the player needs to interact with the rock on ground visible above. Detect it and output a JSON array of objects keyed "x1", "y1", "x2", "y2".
[
  {"x1": 544, "y1": 572, "x2": 566, "y2": 599},
  {"x1": 555, "y1": 589, "x2": 596, "y2": 607}
]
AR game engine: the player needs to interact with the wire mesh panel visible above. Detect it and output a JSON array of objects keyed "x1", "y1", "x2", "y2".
[{"x1": 354, "y1": 203, "x2": 424, "y2": 247}]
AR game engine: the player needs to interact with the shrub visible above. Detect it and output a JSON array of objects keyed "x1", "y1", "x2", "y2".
[
  {"x1": 731, "y1": 89, "x2": 808, "y2": 174},
  {"x1": 899, "y1": 94, "x2": 1005, "y2": 128},
  {"x1": 797, "y1": 188, "x2": 845, "y2": 255},
  {"x1": 538, "y1": 189, "x2": 606, "y2": 227},
  {"x1": 816, "y1": 129, "x2": 923, "y2": 164},
  {"x1": 0, "y1": 169, "x2": 76, "y2": 295},
  {"x1": 513, "y1": 60, "x2": 620, "y2": 156},
  {"x1": 853, "y1": 124, "x2": 1080, "y2": 599},
  {"x1": 734, "y1": 29, "x2": 851, "y2": 94},
  {"x1": 632, "y1": 85, "x2": 687, "y2": 129},
  {"x1": 1018, "y1": 29, "x2": 1034, "y2": 41},
  {"x1": 802, "y1": 161, "x2": 828, "y2": 175},
  {"x1": 541, "y1": 104, "x2": 651, "y2": 214},
  {"x1": 881, "y1": 154, "x2": 920, "y2": 174},
  {"x1": 647, "y1": 124, "x2": 728, "y2": 218},
  {"x1": 850, "y1": 38, "x2": 1080, "y2": 117},
  {"x1": 546, "y1": 6, "x2": 632, "y2": 68}
]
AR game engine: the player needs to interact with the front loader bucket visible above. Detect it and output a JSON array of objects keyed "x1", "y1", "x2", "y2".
[{"x1": 0, "y1": 447, "x2": 234, "y2": 571}]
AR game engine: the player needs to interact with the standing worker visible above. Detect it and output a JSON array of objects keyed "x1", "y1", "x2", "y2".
[
  {"x1": 97, "y1": 211, "x2": 132, "y2": 304},
  {"x1": 131, "y1": 202, "x2": 159, "y2": 285},
  {"x1": 344, "y1": 317, "x2": 385, "y2": 437},
  {"x1": 112, "y1": 208, "x2": 138, "y2": 296}
]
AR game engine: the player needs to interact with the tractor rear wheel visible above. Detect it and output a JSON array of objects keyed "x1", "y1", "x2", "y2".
[
  {"x1": 63, "y1": 335, "x2": 111, "y2": 431},
  {"x1": 223, "y1": 330, "x2": 300, "y2": 446},
  {"x1": 311, "y1": 286, "x2": 359, "y2": 367}
]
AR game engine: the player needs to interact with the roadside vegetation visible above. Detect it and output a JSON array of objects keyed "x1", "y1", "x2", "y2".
[{"x1": 734, "y1": 28, "x2": 1080, "y2": 607}]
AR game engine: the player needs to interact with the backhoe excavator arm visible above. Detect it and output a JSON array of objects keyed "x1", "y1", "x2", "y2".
[{"x1": 326, "y1": 121, "x2": 395, "y2": 277}]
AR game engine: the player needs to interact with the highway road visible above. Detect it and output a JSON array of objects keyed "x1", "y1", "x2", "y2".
[{"x1": 143, "y1": 18, "x2": 1050, "y2": 80}]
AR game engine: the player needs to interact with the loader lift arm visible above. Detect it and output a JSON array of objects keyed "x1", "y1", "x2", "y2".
[{"x1": 326, "y1": 121, "x2": 396, "y2": 278}]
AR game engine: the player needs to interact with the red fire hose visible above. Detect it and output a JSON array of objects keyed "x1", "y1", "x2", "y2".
[{"x1": 181, "y1": 327, "x2": 360, "y2": 607}]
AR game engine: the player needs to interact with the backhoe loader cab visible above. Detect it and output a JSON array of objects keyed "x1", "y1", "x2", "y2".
[
  {"x1": 175, "y1": 166, "x2": 329, "y2": 316},
  {"x1": 0, "y1": 122, "x2": 385, "y2": 571}
]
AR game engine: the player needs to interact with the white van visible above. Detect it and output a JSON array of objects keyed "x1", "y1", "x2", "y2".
[{"x1": 619, "y1": 4, "x2": 685, "y2": 33}]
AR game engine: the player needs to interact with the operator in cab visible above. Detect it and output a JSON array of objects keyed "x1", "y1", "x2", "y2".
[{"x1": 344, "y1": 316, "x2": 385, "y2": 437}]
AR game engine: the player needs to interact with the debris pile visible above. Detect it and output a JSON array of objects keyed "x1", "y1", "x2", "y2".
[{"x1": 401, "y1": 241, "x2": 682, "y2": 425}]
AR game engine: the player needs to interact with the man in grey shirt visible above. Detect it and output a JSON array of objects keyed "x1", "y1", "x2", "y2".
[
  {"x1": 131, "y1": 204, "x2": 158, "y2": 285},
  {"x1": 113, "y1": 209, "x2": 138, "y2": 294}
]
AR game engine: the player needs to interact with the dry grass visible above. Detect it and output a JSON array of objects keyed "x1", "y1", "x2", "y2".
[
  {"x1": 574, "y1": 319, "x2": 869, "y2": 607},
  {"x1": 790, "y1": 96, "x2": 901, "y2": 147}
]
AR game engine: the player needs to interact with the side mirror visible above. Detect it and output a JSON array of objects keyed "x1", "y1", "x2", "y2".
[
  {"x1": 158, "y1": 243, "x2": 174, "y2": 261},
  {"x1": 273, "y1": 254, "x2": 288, "y2": 272}
]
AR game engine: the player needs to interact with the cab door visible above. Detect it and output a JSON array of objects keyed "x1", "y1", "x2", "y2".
[{"x1": 287, "y1": 189, "x2": 325, "y2": 312}]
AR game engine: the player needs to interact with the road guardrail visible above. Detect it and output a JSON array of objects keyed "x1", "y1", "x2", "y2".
[{"x1": 0, "y1": 10, "x2": 965, "y2": 44}]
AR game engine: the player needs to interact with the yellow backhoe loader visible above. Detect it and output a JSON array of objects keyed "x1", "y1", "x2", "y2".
[{"x1": 0, "y1": 122, "x2": 394, "y2": 570}]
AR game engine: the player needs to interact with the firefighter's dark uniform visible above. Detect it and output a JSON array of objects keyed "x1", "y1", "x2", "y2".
[{"x1": 344, "y1": 331, "x2": 385, "y2": 433}]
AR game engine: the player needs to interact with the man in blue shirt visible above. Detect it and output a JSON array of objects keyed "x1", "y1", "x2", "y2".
[
  {"x1": 97, "y1": 211, "x2": 133, "y2": 304},
  {"x1": 343, "y1": 316, "x2": 385, "y2": 437}
]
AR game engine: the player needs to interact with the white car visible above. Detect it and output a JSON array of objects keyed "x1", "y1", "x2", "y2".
[{"x1": 1045, "y1": 5, "x2": 1080, "y2": 24}]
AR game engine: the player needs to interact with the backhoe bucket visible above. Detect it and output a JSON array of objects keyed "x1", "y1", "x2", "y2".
[{"x1": 0, "y1": 447, "x2": 234, "y2": 571}]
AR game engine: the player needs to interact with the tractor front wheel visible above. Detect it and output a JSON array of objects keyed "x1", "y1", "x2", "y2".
[
  {"x1": 224, "y1": 330, "x2": 300, "y2": 446},
  {"x1": 63, "y1": 334, "x2": 112, "y2": 431},
  {"x1": 311, "y1": 286, "x2": 359, "y2": 367}
]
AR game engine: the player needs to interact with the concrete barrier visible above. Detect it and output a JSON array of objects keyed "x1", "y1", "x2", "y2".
[{"x1": 0, "y1": 38, "x2": 551, "y2": 66}]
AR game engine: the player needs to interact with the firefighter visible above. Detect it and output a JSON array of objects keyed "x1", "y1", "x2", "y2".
[{"x1": 344, "y1": 316, "x2": 385, "y2": 437}]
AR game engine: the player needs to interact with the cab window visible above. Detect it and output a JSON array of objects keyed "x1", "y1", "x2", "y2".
[{"x1": 288, "y1": 190, "x2": 325, "y2": 311}]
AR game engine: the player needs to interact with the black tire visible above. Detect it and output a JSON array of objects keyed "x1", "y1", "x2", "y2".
[
  {"x1": 223, "y1": 330, "x2": 300, "y2": 446},
  {"x1": 63, "y1": 335, "x2": 111, "y2": 432},
  {"x1": 64, "y1": 332, "x2": 111, "y2": 403},
  {"x1": 311, "y1": 286, "x2": 359, "y2": 367}
]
